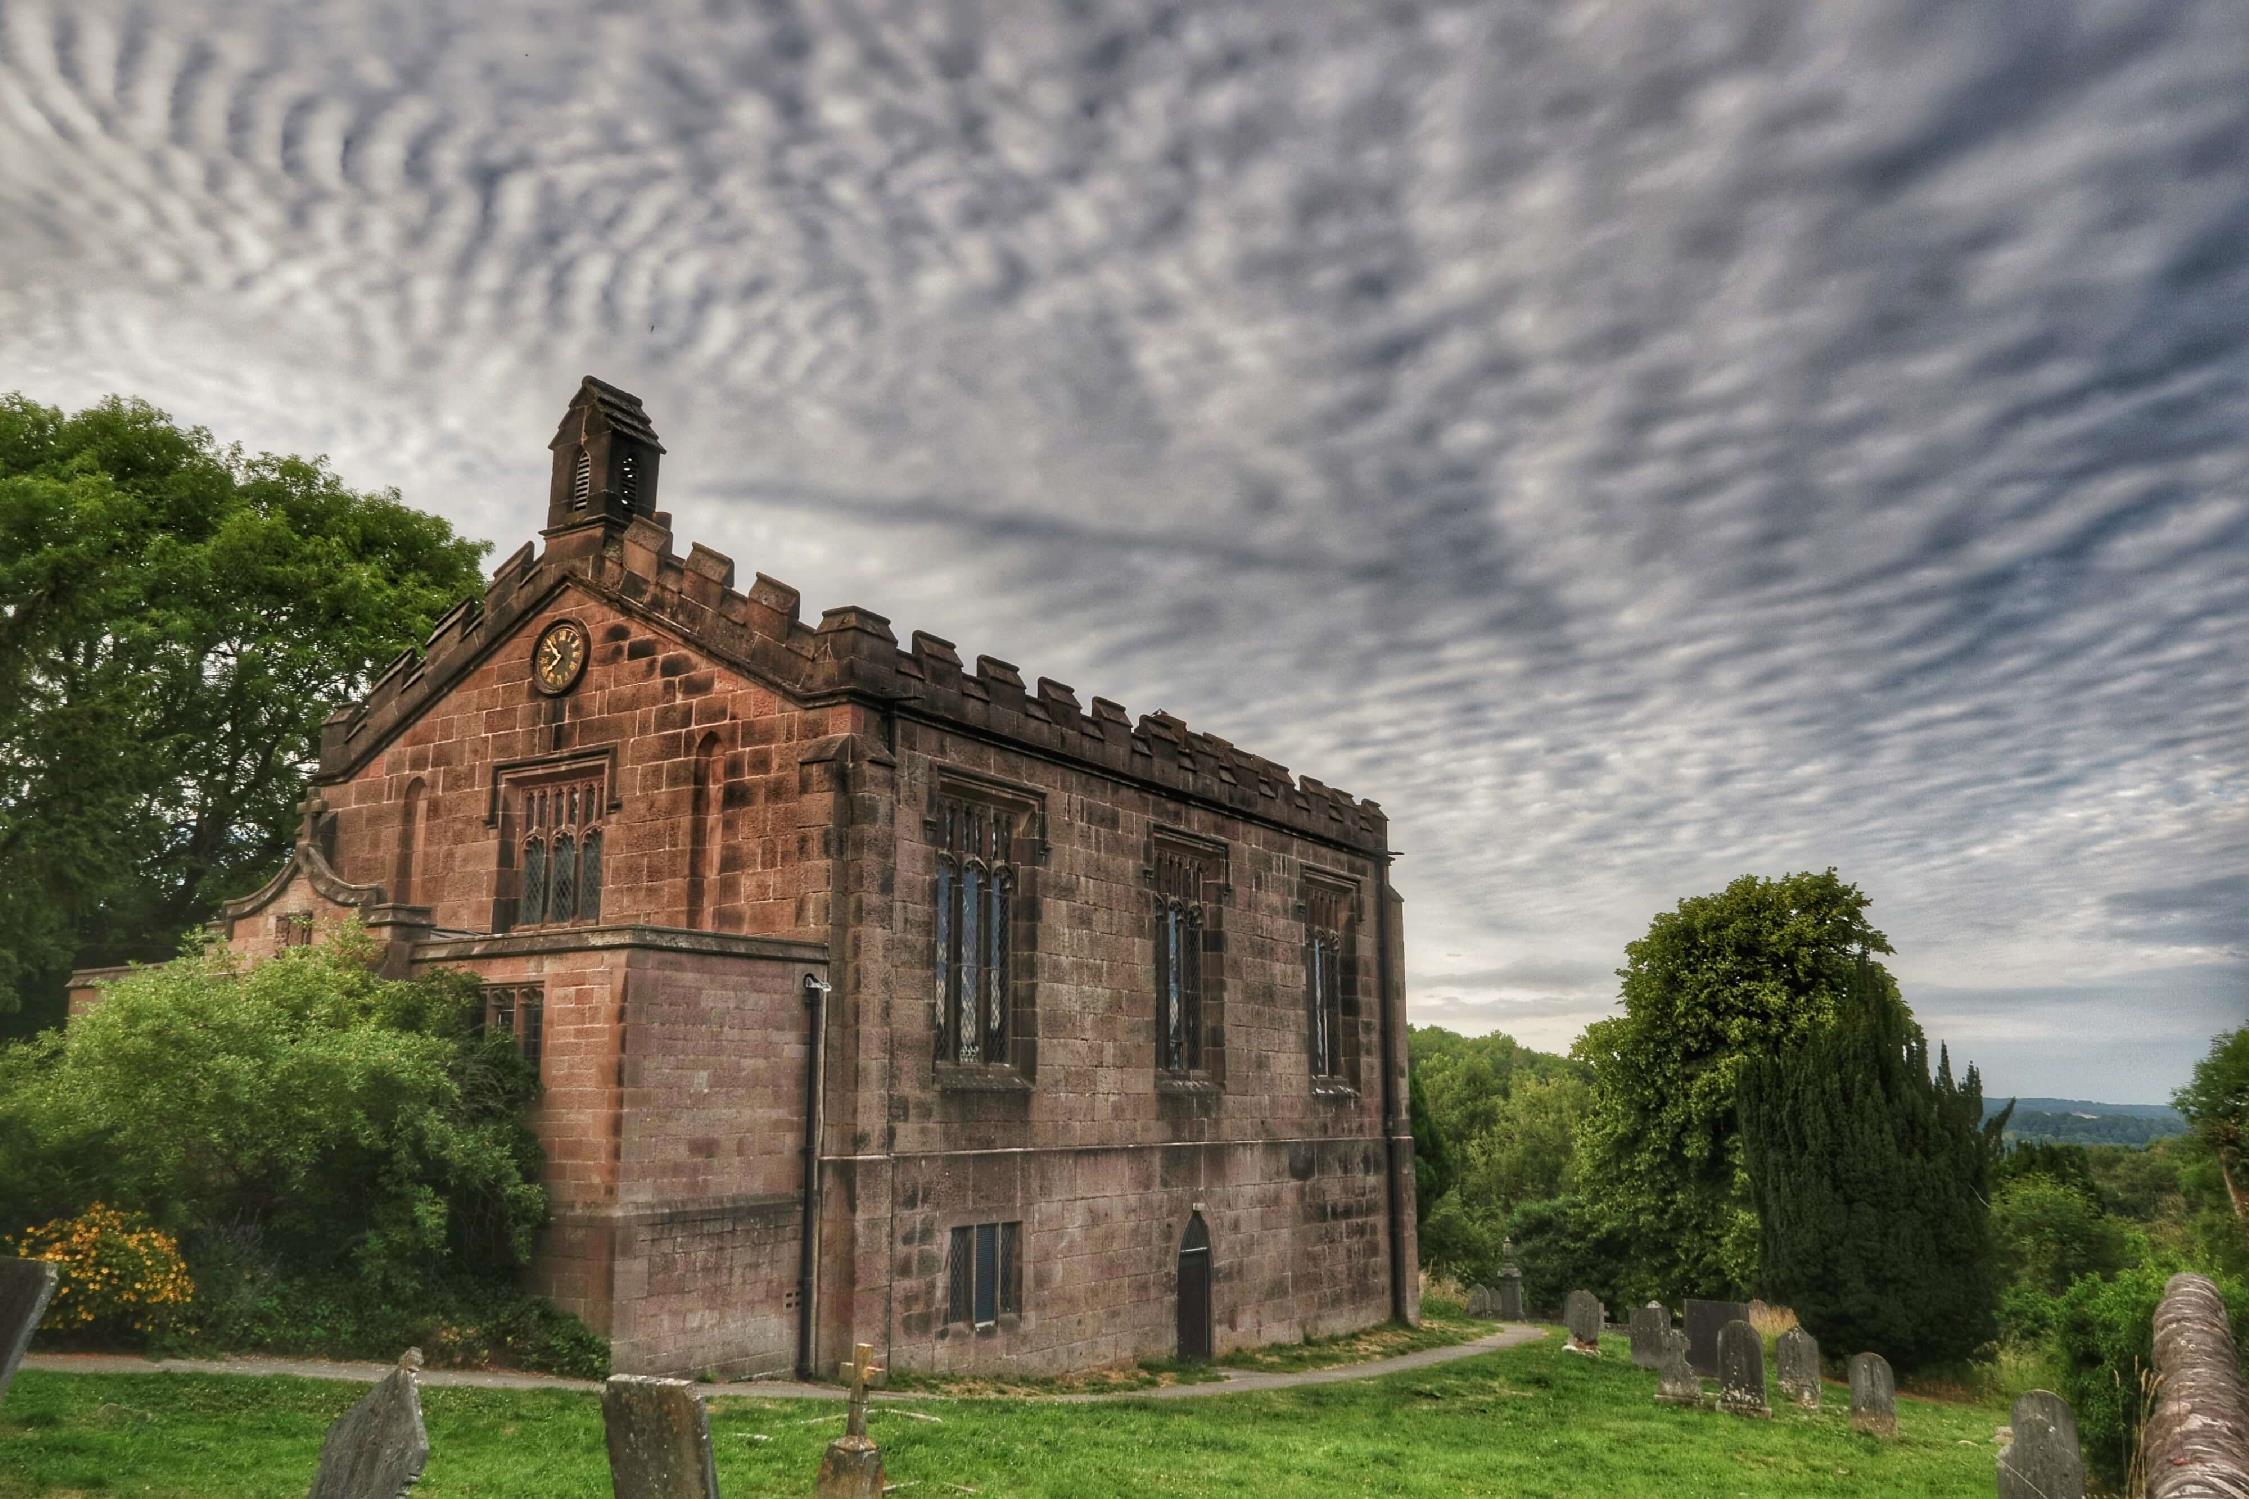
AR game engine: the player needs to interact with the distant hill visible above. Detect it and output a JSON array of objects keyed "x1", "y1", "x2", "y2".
[{"x1": 1984, "y1": 1097, "x2": 2187, "y2": 1147}]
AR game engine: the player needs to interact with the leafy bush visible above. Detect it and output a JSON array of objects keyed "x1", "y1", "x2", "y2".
[
  {"x1": 0, "y1": 929, "x2": 588, "y2": 1372},
  {"x1": 163, "y1": 1243, "x2": 608, "y2": 1380},
  {"x1": 2051, "y1": 1263, "x2": 2249, "y2": 1491},
  {"x1": 9, "y1": 1203, "x2": 194, "y2": 1336},
  {"x1": 1505, "y1": 1195, "x2": 1646, "y2": 1315},
  {"x1": 1991, "y1": 1175, "x2": 2131, "y2": 1297},
  {"x1": 0, "y1": 929, "x2": 546, "y2": 1301}
]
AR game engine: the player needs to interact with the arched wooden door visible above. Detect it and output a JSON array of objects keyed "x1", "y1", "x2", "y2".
[{"x1": 1176, "y1": 1212, "x2": 1213, "y2": 1362}]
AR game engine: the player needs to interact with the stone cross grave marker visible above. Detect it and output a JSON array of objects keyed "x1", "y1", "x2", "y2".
[
  {"x1": 1717, "y1": 1319, "x2": 1771, "y2": 1418},
  {"x1": 1683, "y1": 1298, "x2": 1750, "y2": 1378},
  {"x1": 603, "y1": 1374, "x2": 720, "y2": 1499},
  {"x1": 1997, "y1": 1390, "x2": 2084, "y2": 1499},
  {"x1": 1848, "y1": 1351, "x2": 1897, "y2": 1437},
  {"x1": 815, "y1": 1342, "x2": 888, "y2": 1499},
  {"x1": 1654, "y1": 1328, "x2": 1702, "y2": 1407},
  {"x1": 0, "y1": 1258, "x2": 58, "y2": 1408},
  {"x1": 1776, "y1": 1326, "x2": 1821, "y2": 1409},
  {"x1": 306, "y1": 1352, "x2": 429, "y2": 1499},
  {"x1": 1563, "y1": 1290, "x2": 1604, "y2": 1353},
  {"x1": 1628, "y1": 1303, "x2": 1669, "y2": 1370}
]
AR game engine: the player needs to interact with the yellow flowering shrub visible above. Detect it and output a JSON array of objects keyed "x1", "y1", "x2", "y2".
[{"x1": 10, "y1": 1203, "x2": 194, "y2": 1335}]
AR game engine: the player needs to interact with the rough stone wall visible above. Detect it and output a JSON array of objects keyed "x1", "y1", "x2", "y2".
[
  {"x1": 858, "y1": 715, "x2": 1409, "y2": 1375},
  {"x1": 2146, "y1": 1271, "x2": 2249, "y2": 1499},
  {"x1": 605, "y1": 945, "x2": 822, "y2": 1376},
  {"x1": 319, "y1": 579, "x2": 846, "y2": 941}
]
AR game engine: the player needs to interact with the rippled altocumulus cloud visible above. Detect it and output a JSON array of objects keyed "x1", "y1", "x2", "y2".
[{"x1": 2, "y1": 0, "x2": 2243, "y2": 1098}]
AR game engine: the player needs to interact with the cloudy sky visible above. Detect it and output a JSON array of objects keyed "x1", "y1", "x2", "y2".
[{"x1": 3, "y1": 0, "x2": 2242, "y2": 1101}]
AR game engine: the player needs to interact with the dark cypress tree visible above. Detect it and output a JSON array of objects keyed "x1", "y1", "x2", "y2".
[{"x1": 1740, "y1": 954, "x2": 2004, "y2": 1370}]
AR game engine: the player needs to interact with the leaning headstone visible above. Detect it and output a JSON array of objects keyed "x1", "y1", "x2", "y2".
[
  {"x1": 1496, "y1": 1267, "x2": 1524, "y2": 1321},
  {"x1": 1717, "y1": 1319, "x2": 1770, "y2": 1418},
  {"x1": 1776, "y1": 1326, "x2": 1821, "y2": 1409},
  {"x1": 307, "y1": 1351, "x2": 429, "y2": 1499},
  {"x1": 816, "y1": 1342, "x2": 887, "y2": 1499},
  {"x1": 1997, "y1": 1390, "x2": 2084, "y2": 1499},
  {"x1": 1684, "y1": 1297, "x2": 1751, "y2": 1377},
  {"x1": 1563, "y1": 1289, "x2": 1604, "y2": 1353},
  {"x1": 1628, "y1": 1303, "x2": 1669, "y2": 1369},
  {"x1": 0, "y1": 1258, "x2": 59, "y2": 1408},
  {"x1": 1849, "y1": 1351, "x2": 1898, "y2": 1437},
  {"x1": 1654, "y1": 1328, "x2": 1702, "y2": 1407},
  {"x1": 603, "y1": 1374, "x2": 720, "y2": 1499}
]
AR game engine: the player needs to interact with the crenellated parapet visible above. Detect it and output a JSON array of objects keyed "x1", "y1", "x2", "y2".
[{"x1": 318, "y1": 387, "x2": 1389, "y2": 855}]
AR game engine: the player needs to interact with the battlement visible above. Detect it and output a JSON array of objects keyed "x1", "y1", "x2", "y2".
[
  {"x1": 323, "y1": 510, "x2": 1387, "y2": 850},
  {"x1": 321, "y1": 368, "x2": 1388, "y2": 854}
]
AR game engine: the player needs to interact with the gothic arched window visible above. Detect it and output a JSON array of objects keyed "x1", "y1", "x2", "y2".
[
  {"x1": 931, "y1": 789, "x2": 1026, "y2": 1068},
  {"x1": 1305, "y1": 879, "x2": 1354, "y2": 1082},
  {"x1": 509, "y1": 773, "x2": 605, "y2": 929},
  {"x1": 1153, "y1": 844, "x2": 1214, "y2": 1074}
]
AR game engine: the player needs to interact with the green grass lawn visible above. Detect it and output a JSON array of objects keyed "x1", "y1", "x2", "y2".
[{"x1": 0, "y1": 1331, "x2": 2009, "y2": 1497}]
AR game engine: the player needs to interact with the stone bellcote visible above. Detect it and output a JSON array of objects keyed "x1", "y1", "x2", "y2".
[{"x1": 546, "y1": 376, "x2": 665, "y2": 535}]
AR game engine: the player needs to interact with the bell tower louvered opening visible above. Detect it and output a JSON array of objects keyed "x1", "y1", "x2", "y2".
[{"x1": 545, "y1": 376, "x2": 665, "y2": 534}]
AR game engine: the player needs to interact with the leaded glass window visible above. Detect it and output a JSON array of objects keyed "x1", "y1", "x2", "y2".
[
  {"x1": 1306, "y1": 882, "x2": 1350, "y2": 1080},
  {"x1": 932, "y1": 792, "x2": 1018, "y2": 1066},
  {"x1": 512, "y1": 775, "x2": 605, "y2": 929},
  {"x1": 1153, "y1": 842, "x2": 1215, "y2": 1074},
  {"x1": 946, "y1": 1220, "x2": 1022, "y2": 1328},
  {"x1": 482, "y1": 984, "x2": 545, "y2": 1068}
]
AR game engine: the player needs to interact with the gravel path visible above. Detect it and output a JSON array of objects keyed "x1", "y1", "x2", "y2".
[{"x1": 23, "y1": 1323, "x2": 1549, "y2": 1404}]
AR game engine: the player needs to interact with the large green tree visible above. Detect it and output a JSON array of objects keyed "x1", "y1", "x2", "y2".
[
  {"x1": 2175, "y1": 1026, "x2": 2249, "y2": 1229},
  {"x1": 1739, "y1": 956, "x2": 2003, "y2": 1370},
  {"x1": 0, "y1": 395, "x2": 487, "y2": 1031},
  {"x1": 1573, "y1": 869, "x2": 1891, "y2": 1296}
]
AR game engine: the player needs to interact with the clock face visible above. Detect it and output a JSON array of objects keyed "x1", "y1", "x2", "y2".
[{"x1": 532, "y1": 621, "x2": 588, "y2": 694}]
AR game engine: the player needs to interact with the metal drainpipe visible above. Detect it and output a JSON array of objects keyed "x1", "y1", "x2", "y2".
[
  {"x1": 796, "y1": 743, "x2": 853, "y2": 1379},
  {"x1": 794, "y1": 967, "x2": 828, "y2": 1379},
  {"x1": 1375, "y1": 853, "x2": 1410, "y2": 1324}
]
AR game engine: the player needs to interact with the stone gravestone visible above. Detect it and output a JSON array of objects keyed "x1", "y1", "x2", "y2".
[
  {"x1": 1849, "y1": 1351, "x2": 1898, "y2": 1437},
  {"x1": 815, "y1": 1342, "x2": 887, "y2": 1499},
  {"x1": 1496, "y1": 1267, "x2": 1524, "y2": 1321},
  {"x1": 1775, "y1": 1326, "x2": 1821, "y2": 1409},
  {"x1": 0, "y1": 1258, "x2": 59, "y2": 1408},
  {"x1": 1628, "y1": 1303, "x2": 1669, "y2": 1370},
  {"x1": 1684, "y1": 1297, "x2": 1750, "y2": 1378},
  {"x1": 1717, "y1": 1319, "x2": 1770, "y2": 1418},
  {"x1": 307, "y1": 1351, "x2": 429, "y2": 1499},
  {"x1": 1464, "y1": 1284, "x2": 1498, "y2": 1318},
  {"x1": 1563, "y1": 1290, "x2": 1604, "y2": 1353},
  {"x1": 1997, "y1": 1390, "x2": 2084, "y2": 1499},
  {"x1": 1654, "y1": 1329, "x2": 1702, "y2": 1407},
  {"x1": 603, "y1": 1374, "x2": 720, "y2": 1499}
]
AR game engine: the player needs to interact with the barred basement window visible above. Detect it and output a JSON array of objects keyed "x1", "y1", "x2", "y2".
[
  {"x1": 516, "y1": 779, "x2": 603, "y2": 928},
  {"x1": 946, "y1": 1221, "x2": 1021, "y2": 1328},
  {"x1": 1306, "y1": 881, "x2": 1351, "y2": 1080},
  {"x1": 932, "y1": 794, "x2": 1016, "y2": 1066},
  {"x1": 1153, "y1": 842, "x2": 1217, "y2": 1074},
  {"x1": 482, "y1": 985, "x2": 544, "y2": 1067},
  {"x1": 275, "y1": 912, "x2": 314, "y2": 949}
]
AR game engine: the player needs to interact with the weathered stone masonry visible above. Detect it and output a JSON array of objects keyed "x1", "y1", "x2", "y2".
[{"x1": 71, "y1": 377, "x2": 1418, "y2": 1378}]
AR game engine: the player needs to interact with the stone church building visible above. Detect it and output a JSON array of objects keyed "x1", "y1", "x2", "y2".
[{"x1": 78, "y1": 378, "x2": 1418, "y2": 1379}]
